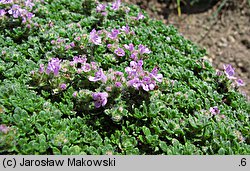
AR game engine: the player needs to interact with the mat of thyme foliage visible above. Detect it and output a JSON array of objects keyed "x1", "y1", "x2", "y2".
[{"x1": 0, "y1": 0, "x2": 249, "y2": 154}]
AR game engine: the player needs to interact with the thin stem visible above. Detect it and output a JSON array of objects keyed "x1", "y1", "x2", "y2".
[{"x1": 177, "y1": 0, "x2": 181, "y2": 16}]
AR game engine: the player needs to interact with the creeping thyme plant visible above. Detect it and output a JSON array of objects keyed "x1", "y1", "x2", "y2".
[{"x1": 0, "y1": 0, "x2": 249, "y2": 155}]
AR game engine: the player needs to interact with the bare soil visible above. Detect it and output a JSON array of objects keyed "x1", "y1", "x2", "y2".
[{"x1": 119, "y1": 0, "x2": 250, "y2": 98}]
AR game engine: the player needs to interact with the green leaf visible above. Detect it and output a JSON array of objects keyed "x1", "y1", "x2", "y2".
[
  {"x1": 142, "y1": 126, "x2": 151, "y2": 137},
  {"x1": 218, "y1": 148, "x2": 225, "y2": 155},
  {"x1": 52, "y1": 147, "x2": 61, "y2": 155},
  {"x1": 159, "y1": 141, "x2": 168, "y2": 152},
  {"x1": 68, "y1": 145, "x2": 82, "y2": 155}
]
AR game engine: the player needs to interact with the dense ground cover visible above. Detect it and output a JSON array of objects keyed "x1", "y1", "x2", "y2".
[{"x1": 0, "y1": 0, "x2": 249, "y2": 154}]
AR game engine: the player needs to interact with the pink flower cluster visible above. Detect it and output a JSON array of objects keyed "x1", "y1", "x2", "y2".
[
  {"x1": 209, "y1": 106, "x2": 220, "y2": 115},
  {"x1": 223, "y1": 64, "x2": 245, "y2": 87},
  {"x1": 36, "y1": 1, "x2": 163, "y2": 109},
  {"x1": 89, "y1": 29, "x2": 102, "y2": 45},
  {"x1": 105, "y1": 69, "x2": 126, "y2": 90},
  {"x1": 114, "y1": 47, "x2": 125, "y2": 57},
  {"x1": 89, "y1": 25, "x2": 135, "y2": 58},
  {"x1": 108, "y1": 28, "x2": 120, "y2": 40},
  {"x1": 111, "y1": 0, "x2": 121, "y2": 11},
  {"x1": 39, "y1": 58, "x2": 61, "y2": 76},
  {"x1": 89, "y1": 69, "x2": 107, "y2": 83},
  {"x1": 0, "y1": 0, "x2": 35, "y2": 23},
  {"x1": 51, "y1": 37, "x2": 76, "y2": 51},
  {"x1": 124, "y1": 43, "x2": 151, "y2": 60},
  {"x1": 96, "y1": 3, "x2": 107, "y2": 16},
  {"x1": 95, "y1": 0, "x2": 121, "y2": 16},
  {"x1": 125, "y1": 60, "x2": 163, "y2": 91},
  {"x1": 69, "y1": 56, "x2": 99, "y2": 74},
  {"x1": 0, "y1": 0, "x2": 13, "y2": 5},
  {"x1": 0, "y1": 124, "x2": 9, "y2": 134},
  {"x1": 92, "y1": 92, "x2": 108, "y2": 108},
  {"x1": 120, "y1": 25, "x2": 131, "y2": 34}
]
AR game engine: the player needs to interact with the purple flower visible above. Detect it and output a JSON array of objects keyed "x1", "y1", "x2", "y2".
[
  {"x1": 8, "y1": 5, "x2": 21, "y2": 18},
  {"x1": 0, "y1": 9, "x2": 6, "y2": 17},
  {"x1": 89, "y1": 69, "x2": 107, "y2": 83},
  {"x1": 150, "y1": 67, "x2": 163, "y2": 82},
  {"x1": 121, "y1": 25, "x2": 130, "y2": 34},
  {"x1": 60, "y1": 83, "x2": 67, "y2": 90},
  {"x1": 137, "y1": 60, "x2": 143, "y2": 67},
  {"x1": 25, "y1": 0, "x2": 35, "y2": 9},
  {"x1": 46, "y1": 58, "x2": 61, "y2": 76},
  {"x1": 235, "y1": 79, "x2": 245, "y2": 86},
  {"x1": 70, "y1": 42, "x2": 75, "y2": 47},
  {"x1": 108, "y1": 29, "x2": 120, "y2": 40},
  {"x1": 124, "y1": 43, "x2": 134, "y2": 52},
  {"x1": 73, "y1": 91, "x2": 78, "y2": 97},
  {"x1": 0, "y1": 0, "x2": 13, "y2": 4},
  {"x1": 108, "y1": 70, "x2": 125, "y2": 86},
  {"x1": 114, "y1": 48, "x2": 125, "y2": 57},
  {"x1": 0, "y1": 124, "x2": 8, "y2": 134},
  {"x1": 127, "y1": 78, "x2": 141, "y2": 89},
  {"x1": 57, "y1": 38, "x2": 64, "y2": 43},
  {"x1": 92, "y1": 92, "x2": 108, "y2": 108},
  {"x1": 107, "y1": 44, "x2": 112, "y2": 49},
  {"x1": 77, "y1": 68, "x2": 82, "y2": 74},
  {"x1": 209, "y1": 106, "x2": 220, "y2": 115},
  {"x1": 26, "y1": 12, "x2": 34, "y2": 20},
  {"x1": 130, "y1": 61, "x2": 138, "y2": 68},
  {"x1": 91, "y1": 62, "x2": 97, "y2": 70},
  {"x1": 136, "y1": 12, "x2": 145, "y2": 20},
  {"x1": 89, "y1": 29, "x2": 101, "y2": 45},
  {"x1": 221, "y1": 115, "x2": 226, "y2": 119},
  {"x1": 216, "y1": 70, "x2": 223, "y2": 76},
  {"x1": 141, "y1": 76, "x2": 155, "y2": 91},
  {"x1": 125, "y1": 60, "x2": 162, "y2": 91},
  {"x1": 96, "y1": 3, "x2": 106, "y2": 12},
  {"x1": 30, "y1": 70, "x2": 35, "y2": 75},
  {"x1": 114, "y1": 71, "x2": 123, "y2": 76},
  {"x1": 125, "y1": 61, "x2": 138, "y2": 76},
  {"x1": 142, "y1": 83, "x2": 155, "y2": 91},
  {"x1": 22, "y1": 17, "x2": 27, "y2": 24},
  {"x1": 223, "y1": 64, "x2": 236, "y2": 79},
  {"x1": 39, "y1": 64, "x2": 44, "y2": 73},
  {"x1": 26, "y1": 24, "x2": 31, "y2": 29},
  {"x1": 49, "y1": 21, "x2": 54, "y2": 27},
  {"x1": 97, "y1": 30, "x2": 103, "y2": 35},
  {"x1": 111, "y1": 0, "x2": 121, "y2": 11},
  {"x1": 75, "y1": 36, "x2": 81, "y2": 41},
  {"x1": 130, "y1": 52, "x2": 138, "y2": 60},
  {"x1": 82, "y1": 63, "x2": 91, "y2": 72},
  {"x1": 65, "y1": 45, "x2": 70, "y2": 50},
  {"x1": 115, "y1": 82, "x2": 122, "y2": 87},
  {"x1": 138, "y1": 44, "x2": 151, "y2": 54},
  {"x1": 51, "y1": 40, "x2": 55, "y2": 44},
  {"x1": 101, "y1": 11, "x2": 107, "y2": 16},
  {"x1": 106, "y1": 86, "x2": 112, "y2": 92},
  {"x1": 73, "y1": 56, "x2": 87, "y2": 64}
]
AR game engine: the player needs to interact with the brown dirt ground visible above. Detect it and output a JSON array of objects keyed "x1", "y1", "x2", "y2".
[{"x1": 103, "y1": 0, "x2": 250, "y2": 99}]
